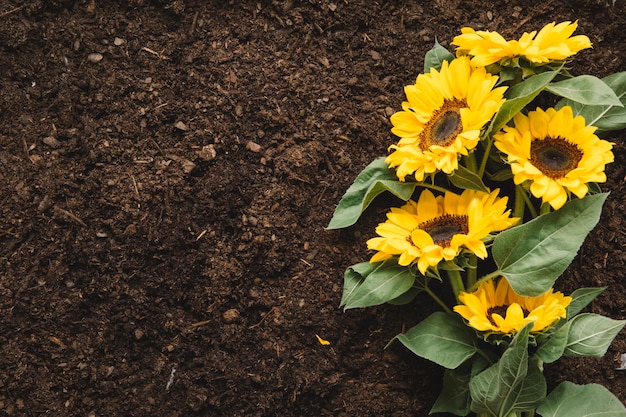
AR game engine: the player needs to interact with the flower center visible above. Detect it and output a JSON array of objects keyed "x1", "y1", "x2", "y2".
[
  {"x1": 419, "y1": 99, "x2": 467, "y2": 150},
  {"x1": 529, "y1": 136, "x2": 583, "y2": 179},
  {"x1": 487, "y1": 305, "x2": 530, "y2": 326},
  {"x1": 417, "y1": 214, "x2": 469, "y2": 247}
]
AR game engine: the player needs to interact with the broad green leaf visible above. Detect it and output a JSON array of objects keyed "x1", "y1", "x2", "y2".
[
  {"x1": 564, "y1": 313, "x2": 626, "y2": 358},
  {"x1": 534, "y1": 321, "x2": 571, "y2": 364},
  {"x1": 488, "y1": 70, "x2": 559, "y2": 135},
  {"x1": 537, "y1": 382, "x2": 626, "y2": 417},
  {"x1": 431, "y1": 366, "x2": 472, "y2": 415},
  {"x1": 341, "y1": 259, "x2": 415, "y2": 309},
  {"x1": 424, "y1": 39, "x2": 455, "y2": 73},
  {"x1": 471, "y1": 326, "x2": 546, "y2": 416},
  {"x1": 546, "y1": 75, "x2": 622, "y2": 106},
  {"x1": 566, "y1": 287, "x2": 606, "y2": 318},
  {"x1": 386, "y1": 285, "x2": 422, "y2": 305},
  {"x1": 327, "y1": 157, "x2": 417, "y2": 229},
  {"x1": 470, "y1": 324, "x2": 546, "y2": 416},
  {"x1": 448, "y1": 164, "x2": 488, "y2": 192},
  {"x1": 432, "y1": 354, "x2": 494, "y2": 415},
  {"x1": 493, "y1": 193, "x2": 607, "y2": 297},
  {"x1": 340, "y1": 262, "x2": 379, "y2": 307},
  {"x1": 395, "y1": 312, "x2": 477, "y2": 369},
  {"x1": 557, "y1": 71, "x2": 626, "y2": 133}
]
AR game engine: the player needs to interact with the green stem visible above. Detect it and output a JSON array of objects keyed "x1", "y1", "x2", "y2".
[
  {"x1": 514, "y1": 185, "x2": 526, "y2": 220},
  {"x1": 478, "y1": 135, "x2": 494, "y2": 179},
  {"x1": 520, "y1": 186, "x2": 538, "y2": 218},
  {"x1": 473, "y1": 269, "x2": 502, "y2": 291},
  {"x1": 447, "y1": 269, "x2": 465, "y2": 301},
  {"x1": 466, "y1": 151, "x2": 478, "y2": 174},
  {"x1": 466, "y1": 254, "x2": 478, "y2": 290},
  {"x1": 423, "y1": 286, "x2": 452, "y2": 313},
  {"x1": 539, "y1": 202, "x2": 551, "y2": 215},
  {"x1": 418, "y1": 182, "x2": 450, "y2": 195}
]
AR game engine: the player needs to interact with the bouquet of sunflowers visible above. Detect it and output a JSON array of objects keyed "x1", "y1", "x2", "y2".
[{"x1": 328, "y1": 21, "x2": 626, "y2": 417}]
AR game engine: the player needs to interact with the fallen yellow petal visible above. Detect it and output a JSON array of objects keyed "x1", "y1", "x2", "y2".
[{"x1": 315, "y1": 334, "x2": 331, "y2": 345}]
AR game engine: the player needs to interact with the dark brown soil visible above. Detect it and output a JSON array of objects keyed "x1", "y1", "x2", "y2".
[{"x1": 1, "y1": 1, "x2": 625, "y2": 416}]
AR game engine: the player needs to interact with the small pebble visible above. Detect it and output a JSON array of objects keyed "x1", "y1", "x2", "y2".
[
  {"x1": 197, "y1": 144, "x2": 217, "y2": 161},
  {"x1": 174, "y1": 121, "x2": 188, "y2": 131},
  {"x1": 87, "y1": 53, "x2": 103, "y2": 63},
  {"x1": 223, "y1": 308, "x2": 240, "y2": 323},
  {"x1": 114, "y1": 37, "x2": 125, "y2": 46},
  {"x1": 246, "y1": 141, "x2": 262, "y2": 153},
  {"x1": 43, "y1": 136, "x2": 60, "y2": 148},
  {"x1": 181, "y1": 159, "x2": 196, "y2": 174},
  {"x1": 134, "y1": 329, "x2": 144, "y2": 340}
]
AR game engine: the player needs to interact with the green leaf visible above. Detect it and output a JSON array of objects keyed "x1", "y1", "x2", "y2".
[
  {"x1": 448, "y1": 164, "x2": 489, "y2": 192},
  {"x1": 327, "y1": 157, "x2": 417, "y2": 229},
  {"x1": 556, "y1": 71, "x2": 626, "y2": 133},
  {"x1": 431, "y1": 366, "x2": 472, "y2": 416},
  {"x1": 536, "y1": 382, "x2": 626, "y2": 417},
  {"x1": 432, "y1": 354, "x2": 494, "y2": 415},
  {"x1": 488, "y1": 70, "x2": 559, "y2": 135},
  {"x1": 534, "y1": 321, "x2": 571, "y2": 364},
  {"x1": 424, "y1": 39, "x2": 455, "y2": 73},
  {"x1": 564, "y1": 313, "x2": 626, "y2": 358},
  {"x1": 566, "y1": 287, "x2": 606, "y2": 318},
  {"x1": 395, "y1": 312, "x2": 477, "y2": 369},
  {"x1": 386, "y1": 285, "x2": 422, "y2": 305},
  {"x1": 340, "y1": 262, "x2": 379, "y2": 307},
  {"x1": 492, "y1": 193, "x2": 607, "y2": 297},
  {"x1": 341, "y1": 259, "x2": 415, "y2": 310},
  {"x1": 546, "y1": 75, "x2": 623, "y2": 106},
  {"x1": 470, "y1": 324, "x2": 546, "y2": 416}
]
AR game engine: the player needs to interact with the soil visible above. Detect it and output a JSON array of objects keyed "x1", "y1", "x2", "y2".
[{"x1": 1, "y1": 1, "x2": 625, "y2": 416}]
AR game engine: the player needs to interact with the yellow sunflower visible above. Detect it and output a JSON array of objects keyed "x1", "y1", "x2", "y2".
[
  {"x1": 520, "y1": 21, "x2": 592, "y2": 64},
  {"x1": 494, "y1": 106, "x2": 614, "y2": 210},
  {"x1": 387, "y1": 56, "x2": 506, "y2": 181},
  {"x1": 454, "y1": 278, "x2": 571, "y2": 334},
  {"x1": 366, "y1": 189, "x2": 518, "y2": 275},
  {"x1": 452, "y1": 27, "x2": 525, "y2": 67},
  {"x1": 452, "y1": 21, "x2": 591, "y2": 67}
]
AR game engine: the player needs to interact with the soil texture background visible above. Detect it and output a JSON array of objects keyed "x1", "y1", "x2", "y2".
[{"x1": 1, "y1": 1, "x2": 625, "y2": 416}]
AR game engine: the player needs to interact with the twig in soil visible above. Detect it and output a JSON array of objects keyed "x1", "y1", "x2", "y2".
[
  {"x1": 196, "y1": 230, "x2": 207, "y2": 240},
  {"x1": 141, "y1": 46, "x2": 168, "y2": 60},
  {"x1": 130, "y1": 174, "x2": 141, "y2": 202},
  {"x1": 21, "y1": 137, "x2": 30, "y2": 159},
  {"x1": 249, "y1": 306, "x2": 279, "y2": 329},
  {"x1": 0, "y1": 4, "x2": 27, "y2": 18},
  {"x1": 140, "y1": 102, "x2": 169, "y2": 116},
  {"x1": 0, "y1": 228, "x2": 18, "y2": 238},
  {"x1": 165, "y1": 364, "x2": 177, "y2": 391},
  {"x1": 189, "y1": 319, "x2": 212, "y2": 328},
  {"x1": 53, "y1": 206, "x2": 87, "y2": 227},
  {"x1": 189, "y1": 11, "x2": 199, "y2": 35}
]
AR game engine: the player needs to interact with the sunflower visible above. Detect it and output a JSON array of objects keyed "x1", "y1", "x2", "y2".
[
  {"x1": 366, "y1": 189, "x2": 518, "y2": 275},
  {"x1": 452, "y1": 27, "x2": 524, "y2": 67},
  {"x1": 520, "y1": 21, "x2": 592, "y2": 64},
  {"x1": 452, "y1": 21, "x2": 591, "y2": 67},
  {"x1": 386, "y1": 57, "x2": 506, "y2": 181},
  {"x1": 454, "y1": 278, "x2": 571, "y2": 334},
  {"x1": 494, "y1": 106, "x2": 614, "y2": 210}
]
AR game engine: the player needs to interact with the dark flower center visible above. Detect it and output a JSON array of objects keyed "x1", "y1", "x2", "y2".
[
  {"x1": 420, "y1": 99, "x2": 467, "y2": 150},
  {"x1": 529, "y1": 136, "x2": 583, "y2": 179},
  {"x1": 487, "y1": 304, "x2": 530, "y2": 326},
  {"x1": 417, "y1": 214, "x2": 469, "y2": 247}
]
